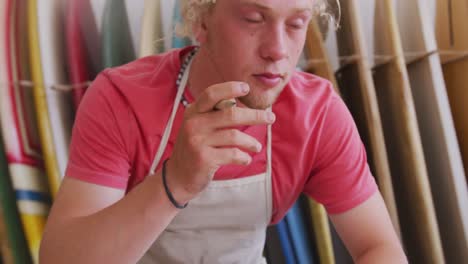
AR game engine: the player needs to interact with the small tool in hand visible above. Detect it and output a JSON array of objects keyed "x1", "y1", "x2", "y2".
[{"x1": 214, "y1": 99, "x2": 237, "y2": 110}]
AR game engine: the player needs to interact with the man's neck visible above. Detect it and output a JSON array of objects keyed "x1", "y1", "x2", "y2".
[{"x1": 186, "y1": 47, "x2": 225, "y2": 100}]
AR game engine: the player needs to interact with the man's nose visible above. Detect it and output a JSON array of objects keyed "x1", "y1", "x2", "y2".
[{"x1": 260, "y1": 24, "x2": 289, "y2": 62}]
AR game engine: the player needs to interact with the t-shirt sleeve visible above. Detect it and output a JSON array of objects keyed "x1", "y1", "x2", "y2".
[
  {"x1": 303, "y1": 95, "x2": 378, "y2": 214},
  {"x1": 65, "y1": 73, "x2": 131, "y2": 189}
]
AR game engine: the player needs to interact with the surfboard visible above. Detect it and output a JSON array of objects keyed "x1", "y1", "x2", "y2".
[
  {"x1": 302, "y1": 18, "x2": 339, "y2": 264},
  {"x1": 397, "y1": 1, "x2": 468, "y2": 263},
  {"x1": 0, "y1": 0, "x2": 31, "y2": 264},
  {"x1": 317, "y1": 15, "x2": 360, "y2": 264},
  {"x1": 354, "y1": 0, "x2": 444, "y2": 262},
  {"x1": 304, "y1": 18, "x2": 340, "y2": 92},
  {"x1": 124, "y1": 0, "x2": 146, "y2": 57},
  {"x1": 28, "y1": 0, "x2": 72, "y2": 197},
  {"x1": 284, "y1": 197, "x2": 317, "y2": 263},
  {"x1": 85, "y1": 0, "x2": 104, "y2": 74},
  {"x1": 5, "y1": 0, "x2": 52, "y2": 262},
  {"x1": 322, "y1": 0, "x2": 401, "y2": 237},
  {"x1": 37, "y1": 0, "x2": 74, "y2": 184},
  {"x1": 0, "y1": 132, "x2": 32, "y2": 264},
  {"x1": 102, "y1": 0, "x2": 136, "y2": 68},
  {"x1": 160, "y1": 0, "x2": 176, "y2": 50},
  {"x1": 66, "y1": 0, "x2": 95, "y2": 110},
  {"x1": 0, "y1": 204, "x2": 12, "y2": 264},
  {"x1": 330, "y1": 222, "x2": 353, "y2": 264},
  {"x1": 265, "y1": 226, "x2": 287, "y2": 264},
  {"x1": 140, "y1": 0, "x2": 164, "y2": 57},
  {"x1": 276, "y1": 219, "x2": 297, "y2": 263},
  {"x1": 434, "y1": 1, "x2": 468, "y2": 181},
  {"x1": 171, "y1": 0, "x2": 192, "y2": 48}
]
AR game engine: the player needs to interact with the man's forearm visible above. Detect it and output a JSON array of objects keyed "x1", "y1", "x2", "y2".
[
  {"x1": 355, "y1": 243, "x2": 408, "y2": 264},
  {"x1": 39, "y1": 172, "x2": 179, "y2": 264}
]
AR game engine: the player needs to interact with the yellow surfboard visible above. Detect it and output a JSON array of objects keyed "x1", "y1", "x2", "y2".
[
  {"x1": 2, "y1": 0, "x2": 52, "y2": 262},
  {"x1": 27, "y1": 0, "x2": 63, "y2": 198}
]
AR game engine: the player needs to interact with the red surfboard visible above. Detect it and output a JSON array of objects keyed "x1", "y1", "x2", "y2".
[{"x1": 65, "y1": 0, "x2": 99, "y2": 109}]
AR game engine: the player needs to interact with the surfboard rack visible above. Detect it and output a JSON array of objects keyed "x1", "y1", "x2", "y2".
[
  {"x1": 307, "y1": 49, "x2": 468, "y2": 70},
  {"x1": 0, "y1": 80, "x2": 91, "y2": 92}
]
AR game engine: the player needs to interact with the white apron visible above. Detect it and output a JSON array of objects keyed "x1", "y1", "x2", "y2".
[{"x1": 138, "y1": 55, "x2": 273, "y2": 264}]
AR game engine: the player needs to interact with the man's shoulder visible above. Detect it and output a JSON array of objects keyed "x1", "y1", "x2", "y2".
[
  {"x1": 86, "y1": 48, "x2": 188, "y2": 113},
  {"x1": 103, "y1": 48, "x2": 181, "y2": 89},
  {"x1": 289, "y1": 70, "x2": 337, "y2": 96},
  {"x1": 81, "y1": 49, "x2": 184, "y2": 126},
  {"x1": 277, "y1": 71, "x2": 339, "y2": 114}
]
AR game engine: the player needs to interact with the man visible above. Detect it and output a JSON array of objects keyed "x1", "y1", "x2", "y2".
[{"x1": 40, "y1": 0, "x2": 407, "y2": 263}]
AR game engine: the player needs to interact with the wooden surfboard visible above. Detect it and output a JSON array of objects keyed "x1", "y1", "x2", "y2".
[
  {"x1": 102, "y1": 0, "x2": 136, "y2": 68},
  {"x1": 435, "y1": 0, "x2": 468, "y2": 182},
  {"x1": 304, "y1": 18, "x2": 340, "y2": 92},
  {"x1": 302, "y1": 18, "x2": 339, "y2": 264},
  {"x1": 354, "y1": 0, "x2": 445, "y2": 262},
  {"x1": 140, "y1": 0, "x2": 164, "y2": 57},
  {"x1": 4, "y1": 0, "x2": 52, "y2": 262},
  {"x1": 318, "y1": 17, "x2": 360, "y2": 264},
  {"x1": 397, "y1": 0, "x2": 468, "y2": 263},
  {"x1": 323, "y1": 0, "x2": 401, "y2": 236},
  {"x1": 66, "y1": 0, "x2": 96, "y2": 110}
]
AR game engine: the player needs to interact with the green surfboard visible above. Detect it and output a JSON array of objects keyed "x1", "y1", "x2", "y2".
[{"x1": 102, "y1": 0, "x2": 136, "y2": 68}]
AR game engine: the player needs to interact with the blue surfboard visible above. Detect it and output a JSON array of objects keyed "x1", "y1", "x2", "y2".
[
  {"x1": 276, "y1": 218, "x2": 297, "y2": 263},
  {"x1": 171, "y1": 0, "x2": 192, "y2": 48},
  {"x1": 285, "y1": 197, "x2": 317, "y2": 263}
]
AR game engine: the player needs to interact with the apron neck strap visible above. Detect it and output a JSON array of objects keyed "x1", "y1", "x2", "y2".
[{"x1": 148, "y1": 52, "x2": 195, "y2": 175}]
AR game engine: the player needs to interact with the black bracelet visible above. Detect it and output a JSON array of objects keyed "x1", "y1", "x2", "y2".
[{"x1": 162, "y1": 159, "x2": 188, "y2": 209}]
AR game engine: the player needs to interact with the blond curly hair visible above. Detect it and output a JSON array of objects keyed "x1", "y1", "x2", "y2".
[{"x1": 176, "y1": 0, "x2": 340, "y2": 38}]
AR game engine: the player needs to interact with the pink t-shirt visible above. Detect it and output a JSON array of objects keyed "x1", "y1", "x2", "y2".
[{"x1": 65, "y1": 46, "x2": 377, "y2": 224}]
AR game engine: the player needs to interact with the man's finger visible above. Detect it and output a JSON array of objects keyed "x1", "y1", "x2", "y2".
[
  {"x1": 212, "y1": 148, "x2": 252, "y2": 166},
  {"x1": 201, "y1": 107, "x2": 276, "y2": 128},
  {"x1": 195, "y1": 82, "x2": 249, "y2": 113},
  {"x1": 207, "y1": 129, "x2": 262, "y2": 153}
]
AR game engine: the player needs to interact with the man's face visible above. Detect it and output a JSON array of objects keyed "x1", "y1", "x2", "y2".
[{"x1": 201, "y1": 0, "x2": 313, "y2": 109}]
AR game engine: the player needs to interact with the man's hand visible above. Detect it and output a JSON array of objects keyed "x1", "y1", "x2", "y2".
[{"x1": 165, "y1": 82, "x2": 276, "y2": 203}]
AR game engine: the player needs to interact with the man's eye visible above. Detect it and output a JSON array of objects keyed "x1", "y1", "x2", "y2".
[
  {"x1": 288, "y1": 19, "x2": 306, "y2": 29},
  {"x1": 289, "y1": 24, "x2": 305, "y2": 30},
  {"x1": 245, "y1": 13, "x2": 264, "y2": 23}
]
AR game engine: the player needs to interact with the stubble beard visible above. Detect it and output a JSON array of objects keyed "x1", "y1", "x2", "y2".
[{"x1": 238, "y1": 82, "x2": 286, "y2": 110}]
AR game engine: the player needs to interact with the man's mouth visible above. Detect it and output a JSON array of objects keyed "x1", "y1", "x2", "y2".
[{"x1": 253, "y1": 72, "x2": 285, "y2": 88}]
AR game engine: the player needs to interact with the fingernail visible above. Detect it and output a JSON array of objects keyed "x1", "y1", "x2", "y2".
[
  {"x1": 256, "y1": 143, "x2": 262, "y2": 152},
  {"x1": 241, "y1": 83, "x2": 249, "y2": 93},
  {"x1": 267, "y1": 112, "x2": 276, "y2": 123}
]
